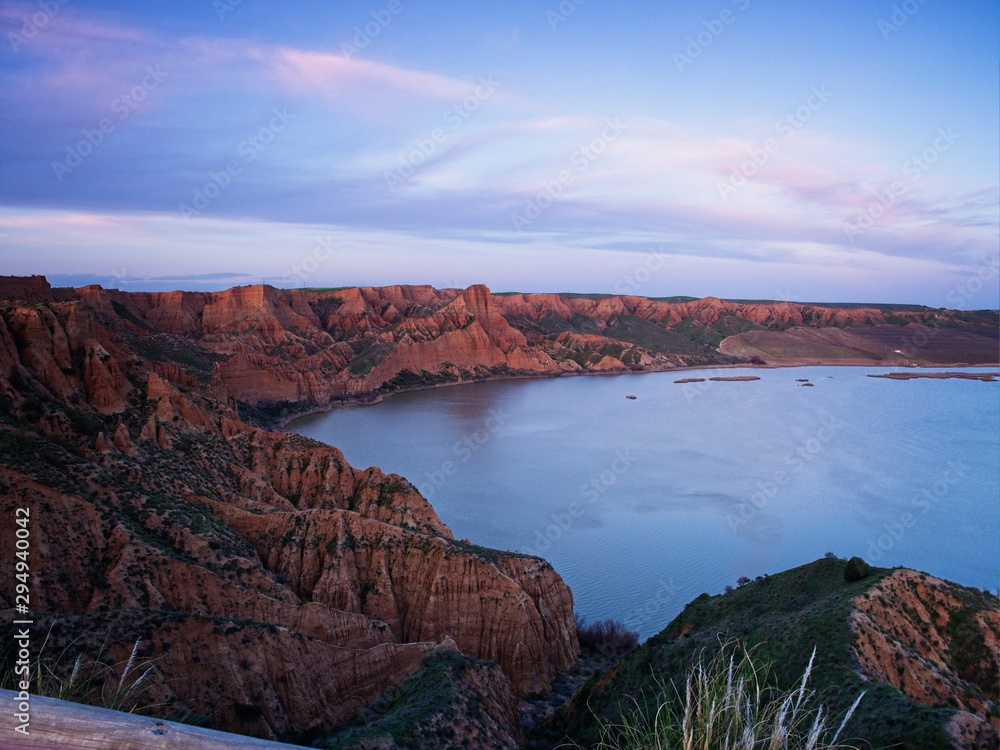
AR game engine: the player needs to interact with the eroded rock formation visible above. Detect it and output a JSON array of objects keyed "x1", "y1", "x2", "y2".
[
  {"x1": 2, "y1": 276, "x2": 991, "y2": 430},
  {"x1": 0, "y1": 278, "x2": 578, "y2": 740},
  {"x1": 851, "y1": 569, "x2": 1000, "y2": 737}
]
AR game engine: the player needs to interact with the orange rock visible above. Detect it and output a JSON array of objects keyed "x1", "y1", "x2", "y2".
[
  {"x1": 7, "y1": 306, "x2": 79, "y2": 401},
  {"x1": 82, "y1": 339, "x2": 130, "y2": 414},
  {"x1": 94, "y1": 432, "x2": 115, "y2": 453},
  {"x1": 0, "y1": 283, "x2": 581, "y2": 739},
  {"x1": 112, "y1": 423, "x2": 134, "y2": 454},
  {"x1": 851, "y1": 570, "x2": 999, "y2": 732},
  {"x1": 0, "y1": 274, "x2": 55, "y2": 303}
]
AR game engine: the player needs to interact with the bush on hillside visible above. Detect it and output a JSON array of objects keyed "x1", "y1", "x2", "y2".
[
  {"x1": 844, "y1": 556, "x2": 871, "y2": 583},
  {"x1": 576, "y1": 617, "x2": 639, "y2": 660}
]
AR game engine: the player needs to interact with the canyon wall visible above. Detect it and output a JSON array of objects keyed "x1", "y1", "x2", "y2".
[
  {"x1": 4, "y1": 277, "x2": 989, "y2": 426},
  {"x1": 0, "y1": 277, "x2": 578, "y2": 740}
]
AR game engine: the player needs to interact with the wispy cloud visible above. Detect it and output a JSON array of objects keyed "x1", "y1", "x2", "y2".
[
  {"x1": 2, "y1": 9, "x2": 486, "y2": 118},
  {"x1": 270, "y1": 48, "x2": 473, "y2": 101}
]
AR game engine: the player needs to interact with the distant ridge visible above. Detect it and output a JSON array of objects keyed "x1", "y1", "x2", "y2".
[{"x1": 1, "y1": 276, "x2": 993, "y2": 428}]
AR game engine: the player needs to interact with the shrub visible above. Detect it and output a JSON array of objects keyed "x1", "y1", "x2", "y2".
[
  {"x1": 576, "y1": 616, "x2": 639, "y2": 660},
  {"x1": 844, "y1": 556, "x2": 871, "y2": 583}
]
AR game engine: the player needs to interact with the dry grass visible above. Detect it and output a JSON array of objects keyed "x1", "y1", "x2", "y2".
[
  {"x1": 577, "y1": 641, "x2": 864, "y2": 750},
  {"x1": 3, "y1": 626, "x2": 160, "y2": 714}
]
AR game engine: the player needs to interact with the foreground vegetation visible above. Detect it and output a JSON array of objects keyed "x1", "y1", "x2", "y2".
[
  {"x1": 580, "y1": 641, "x2": 864, "y2": 750},
  {"x1": 1, "y1": 630, "x2": 160, "y2": 716},
  {"x1": 316, "y1": 650, "x2": 521, "y2": 750},
  {"x1": 543, "y1": 558, "x2": 988, "y2": 750}
]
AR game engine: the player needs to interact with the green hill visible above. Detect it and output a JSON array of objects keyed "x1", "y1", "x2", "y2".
[{"x1": 540, "y1": 558, "x2": 999, "y2": 750}]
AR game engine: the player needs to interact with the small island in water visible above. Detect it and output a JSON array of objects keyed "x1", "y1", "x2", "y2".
[{"x1": 868, "y1": 371, "x2": 999, "y2": 382}]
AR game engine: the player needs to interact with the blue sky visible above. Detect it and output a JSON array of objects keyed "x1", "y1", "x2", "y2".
[{"x1": 0, "y1": 0, "x2": 997, "y2": 305}]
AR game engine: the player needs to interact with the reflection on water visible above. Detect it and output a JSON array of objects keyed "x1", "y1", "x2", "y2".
[{"x1": 290, "y1": 367, "x2": 1000, "y2": 640}]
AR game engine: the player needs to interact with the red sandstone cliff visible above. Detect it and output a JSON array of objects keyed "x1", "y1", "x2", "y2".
[
  {"x1": 851, "y1": 570, "x2": 1000, "y2": 742},
  {"x1": 2, "y1": 276, "x2": 990, "y2": 426},
  {"x1": 0, "y1": 278, "x2": 578, "y2": 741}
]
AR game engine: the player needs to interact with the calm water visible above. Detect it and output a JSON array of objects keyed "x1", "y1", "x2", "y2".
[{"x1": 290, "y1": 367, "x2": 1000, "y2": 640}]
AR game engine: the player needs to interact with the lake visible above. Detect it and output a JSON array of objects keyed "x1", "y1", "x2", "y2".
[{"x1": 289, "y1": 367, "x2": 1000, "y2": 640}]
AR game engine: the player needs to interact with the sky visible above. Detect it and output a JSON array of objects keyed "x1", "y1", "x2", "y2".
[{"x1": 0, "y1": 0, "x2": 997, "y2": 306}]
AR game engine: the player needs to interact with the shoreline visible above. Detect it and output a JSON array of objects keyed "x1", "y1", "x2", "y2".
[{"x1": 272, "y1": 359, "x2": 1000, "y2": 430}]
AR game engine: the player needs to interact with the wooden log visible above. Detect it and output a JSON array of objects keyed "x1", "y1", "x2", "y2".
[{"x1": 0, "y1": 689, "x2": 306, "y2": 749}]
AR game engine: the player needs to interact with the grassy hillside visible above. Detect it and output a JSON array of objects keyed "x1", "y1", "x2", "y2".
[
  {"x1": 316, "y1": 650, "x2": 522, "y2": 750},
  {"x1": 542, "y1": 558, "x2": 997, "y2": 750}
]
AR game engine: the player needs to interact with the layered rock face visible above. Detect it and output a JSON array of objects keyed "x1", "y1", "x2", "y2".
[
  {"x1": 851, "y1": 570, "x2": 1000, "y2": 737},
  {"x1": 0, "y1": 279, "x2": 578, "y2": 741},
  {"x1": 2, "y1": 276, "x2": 989, "y2": 427}
]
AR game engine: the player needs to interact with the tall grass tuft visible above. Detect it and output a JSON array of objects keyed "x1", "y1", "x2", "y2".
[
  {"x1": 2, "y1": 626, "x2": 161, "y2": 715},
  {"x1": 584, "y1": 641, "x2": 864, "y2": 750},
  {"x1": 102, "y1": 638, "x2": 159, "y2": 712}
]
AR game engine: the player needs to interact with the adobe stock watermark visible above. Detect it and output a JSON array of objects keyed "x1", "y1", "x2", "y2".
[
  {"x1": 107, "y1": 267, "x2": 128, "y2": 290},
  {"x1": 510, "y1": 117, "x2": 629, "y2": 232},
  {"x1": 945, "y1": 254, "x2": 999, "y2": 310},
  {"x1": 864, "y1": 459, "x2": 968, "y2": 564},
  {"x1": 178, "y1": 106, "x2": 294, "y2": 221},
  {"x1": 283, "y1": 235, "x2": 338, "y2": 287},
  {"x1": 420, "y1": 407, "x2": 510, "y2": 501},
  {"x1": 51, "y1": 65, "x2": 168, "y2": 182},
  {"x1": 717, "y1": 85, "x2": 832, "y2": 201},
  {"x1": 878, "y1": 0, "x2": 931, "y2": 41},
  {"x1": 530, "y1": 448, "x2": 637, "y2": 554},
  {"x1": 622, "y1": 576, "x2": 682, "y2": 634},
  {"x1": 673, "y1": 0, "x2": 751, "y2": 73},
  {"x1": 726, "y1": 413, "x2": 845, "y2": 532},
  {"x1": 341, "y1": 0, "x2": 403, "y2": 58},
  {"x1": 612, "y1": 247, "x2": 670, "y2": 295},
  {"x1": 774, "y1": 286, "x2": 800, "y2": 302},
  {"x1": 546, "y1": 0, "x2": 585, "y2": 30},
  {"x1": 384, "y1": 75, "x2": 500, "y2": 190},
  {"x1": 7, "y1": 0, "x2": 70, "y2": 52},
  {"x1": 885, "y1": 255, "x2": 999, "y2": 358},
  {"x1": 213, "y1": 0, "x2": 243, "y2": 21},
  {"x1": 842, "y1": 127, "x2": 959, "y2": 243},
  {"x1": 894, "y1": 321, "x2": 944, "y2": 359}
]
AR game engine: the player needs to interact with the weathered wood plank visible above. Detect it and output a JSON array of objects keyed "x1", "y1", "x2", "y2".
[{"x1": 0, "y1": 689, "x2": 306, "y2": 749}]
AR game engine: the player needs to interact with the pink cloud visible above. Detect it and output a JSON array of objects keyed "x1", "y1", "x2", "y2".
[
  {"x1": 2, "y1": 6, "x2": 483, "y2": 113},
  {"x1": 269, "y1": 47, "x2": 475, "y2": 101},
  {"x1": 0, "y1": 3, "x2": 153, "y2": 47},
  {"x1": 0, "y1": 6, "x2": 166, "y2": 106}
]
